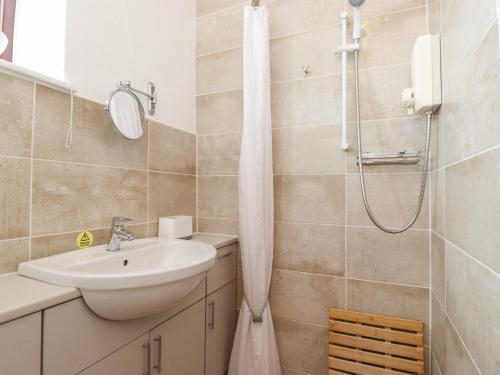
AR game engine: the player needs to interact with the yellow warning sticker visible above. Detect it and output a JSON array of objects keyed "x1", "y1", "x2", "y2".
[{"x1": 76, "y1": 231, "x2": 94, "y2": 249}]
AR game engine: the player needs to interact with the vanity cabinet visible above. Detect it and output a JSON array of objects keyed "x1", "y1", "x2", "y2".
[
  {"x1": 0, "y1": 241, "x2": 238, "y2": 375},
  {"x1": 78, "y1": 333, "x2": 150, "y2": 375},
  {"x1": 149, "y1": 299, "x2": 205, "y2": 374},
  {"x1": 206, "y1": 281, "x2": 236, "y2": 375},
  {"x1": 0, "y1": 312, "x2": 41, "y2": 375}
]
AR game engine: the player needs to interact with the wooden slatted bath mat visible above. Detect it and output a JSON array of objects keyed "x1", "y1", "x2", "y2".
[{"x1": 328, "y1": 308, "x2": 425, "y2": 375}]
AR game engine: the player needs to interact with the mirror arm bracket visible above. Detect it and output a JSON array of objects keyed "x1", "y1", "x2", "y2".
[{"x1": 116, "y1": 81, "x2": 156, "y2": 115}]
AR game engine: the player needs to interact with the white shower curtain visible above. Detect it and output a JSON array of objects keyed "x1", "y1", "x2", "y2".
[{"x1": 228, "y1": 6, "x2": 282, "y2": 375}]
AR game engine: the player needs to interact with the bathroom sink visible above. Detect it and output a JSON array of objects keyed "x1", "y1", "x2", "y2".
[{"x1": 18, "y1": 238, "x2": 216, "y2": 320}]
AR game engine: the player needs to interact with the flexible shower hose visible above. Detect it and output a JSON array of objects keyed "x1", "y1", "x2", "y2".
[{"x1": 354, "y1": 49, "x2": 432, "y2": 234}]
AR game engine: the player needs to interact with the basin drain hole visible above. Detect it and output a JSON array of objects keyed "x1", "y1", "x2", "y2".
[{"x1": 123, "y1": 259, "x2": 128, "y2": 266}]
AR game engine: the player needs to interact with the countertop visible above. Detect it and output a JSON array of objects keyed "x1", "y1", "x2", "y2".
[{"x1": 0, "y1": 233, "x2": 238, "y2": 325}]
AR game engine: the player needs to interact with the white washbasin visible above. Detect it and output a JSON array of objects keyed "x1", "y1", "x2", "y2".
[{"x1": 18, "y1": 238, "x2": 216, "y2": 320}]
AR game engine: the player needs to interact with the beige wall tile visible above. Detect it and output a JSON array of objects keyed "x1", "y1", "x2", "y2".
[
  {"x1": 357, "y1": 7, "x2": 426, "y2": 69},
  {"x1": 431, "y1": 352, "x2": 443, "y2": 375},
  {"x1": 353, "y1": 0, "x2": 426, "y2": 17},
  {"x1": 32, "y1": 229, "x2": 110, "y2": 260},
  {"x1": 274, "y1": 175, "x2": 345, "y2": 225},
  {"x1": 198, "y1": 176, "x2": 239, "y2": 219},
  {"x1": 197, "y1": 217, "x2": 239, "y2": 235},
  {"x1": 358, "y1": 64, "x2": 413, "y2": 121},
  {"x1": 443, "y1": 23, "x2": 500, "y2": 164},
  {"x1": 270, "y1": 26, "x2": 341, "y2": 83},
  {"x1": 271, "y1": 75, "x2": 343, "y2": 128},
  {"x1": 149, "y1": 121, "x2": 196, "y2": 174},
  {"x1": 197, "y1": 0, "x2": 247, "y2": 16},
  {"x1": 148, "y1": 222, "x2": 159, "y2": 237},
  {"x1": 273, "y1": 125, "x2": 344, "y2": 175},
  {"x1": 431, "y1": 295, "x2": 480, "y2": 375},
  {"x1": 32, "y1": 160, "x2": 147, "y2": 236},
  {"x1": 0, "y1": 238, "x2": 29, "y2": 274},
  {"x1": 430, "y1": 107, "x2": 446, "y2": 172},
  {"x1": 149, "y1": 172, "x2": 196, "y2": 222},
  {"x1": 0, "y1": 73, "x2": 33, "y2": 158},
  {"x1": 446, "y1": 147, "x2": 500, "y2": 273},
  {"x1": 34, "y1": 86, "x2": 148, "y2": 169},
  {"x1": 274, "y1": 222, "x2": 344, "y2": 276},
  {"x1": 196, "y1": 48, "x2": 243, "y2": 95},
  {"x1": 430, "y1": 169, "x2": 445, "y2": 237},
  {"x1": 274, "y1": 317, "x2": 329, "y2": 375},
  {"x1": 428, "y1": 0, "x2": 442, "y2": 34},
  {"x1": 271, "y1": 64, "x2": 411, "y2": 128},
  {"x1": 264, "y1": 0, "x2": 343, "y2": 39},
  {"x1": 431, "y1": 233, "x2": 445, "y2": 306},
  {"x1": 196, "y1": 90, "x2": 243, "y2": 135},
  {"x1": 31, "y1": 224, "x2": 147, "y2": 260},
  {"x1": 347, "y1": 117, "x2": 427, "y2": 173},
  {"x1": 441, "y1": 0, "x2": 496, "y2": 90},
  {"x1": 0, "y1": 157, "x2": 31, "y2": 240},
  {"x1": 197, "y1": 6, "x2": 243, "y2": 55},
  {"x1": 346, "y1": 173, "x2": 429, "y2": 229},
  {"x1": 198, "y1": 133, "x2": 241, "y2": 175},
  {"x1": 446, "y1": 242, "x2": 500, "y2": 375},
  {"x1": 347, "y1": 279, "x2": 430, "y2": 343},
  {"x1": 236, "y1": 264, "x2": 243, "y2": 305},
  {"x1": 282, "y1": 368, "x2": 312, "y2": 375},
  {"x1": 346, "y1": 226, "x2": 429, "y2": 287},
  {"x1": 270, "y1": 269, "x2": 345, "y2": 326}
]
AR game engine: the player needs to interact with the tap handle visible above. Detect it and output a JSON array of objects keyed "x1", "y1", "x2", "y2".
[{"x1": 111, "y1": 217, "x2": 133, "y2": 228}]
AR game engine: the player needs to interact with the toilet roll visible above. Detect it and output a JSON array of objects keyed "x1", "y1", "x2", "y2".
[{"x1": 158, "y1": 216, "x2": 193, "y2": 239}]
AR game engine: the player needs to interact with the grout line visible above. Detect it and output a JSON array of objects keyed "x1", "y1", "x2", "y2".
[
  {"x1": 273, "y1": 267, "x2": 345, "y2": 280},
  {"x1": 28, "y1": 83, "x2": 36, "y2": 261},
  {"x1": 431, "y1": 230, "x2": 499, "y2": 278},
  {"x1": 346, "y1": 276, "x2": 430, "y2": 290},
  {"x1": 30, "y1": 222, "x2": 150, "y2": 239},
  {"x1": 196, "y1": 115, "x2": 421, "y2": 137},
  {"x1": 196, "y1": 22, "x2": 343, "y2": 59},
  {"x1": 146, "y1": 124, "x2": 151, "y2": 237},
  {"x1": 25, "y1": 156, "x2": 196, "y2": 177},
  {"x1": 196, "y1": 2, "x2": 248, "y2": 19},
  {"x1": 199, "y1": 171, "x2": 427, "y2": 178},
  {"x1": 363, "y1": 5, "x2": 428, "y2": 19},
  {"x1": 433, "y1": 295, "x2": 484, "y2": 375},
  {"x1": 195, "y1": 62, "x2": 410, "y2": 97},
  {"x1": 0, "y1": 237, "x2": 31, "y2": 243},
  {"x1": 196, "y1": 217, "x2": 431, "y2": 233},
  {"x1": 196, "y1": 125, "x2": 200, "y2": 232},
  {"x1": 436, "y1": 142, "x2": 500, "y2": 173},
  {"x1": 344, "y1": 134, "x2": 348, "y2": 309},
  {"x1": 431, "y1": 351, "x2": 444, "y2": 375},
  {"x1": 440, "y1": 0, "x2": 455, "y2": 25}
]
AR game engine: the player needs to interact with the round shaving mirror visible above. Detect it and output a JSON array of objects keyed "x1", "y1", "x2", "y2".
[{"x1": 105, "y1": 81, "x2": 156, "y2": 140}]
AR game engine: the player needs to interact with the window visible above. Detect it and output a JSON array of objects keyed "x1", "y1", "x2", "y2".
[{"x1": 12, "y1": 0, "x2": 67, "y2": 80}]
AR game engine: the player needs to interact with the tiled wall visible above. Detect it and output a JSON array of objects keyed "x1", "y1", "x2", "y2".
[
  {"x1": 196, "y1": 1, "x2": 431, "y2": 374},
  {"x1": 429, "y1": 0, "x2": 500, "y2": 374},
  {"x1": 0, "y1": 72, "x2": 196, "y2": 274}
]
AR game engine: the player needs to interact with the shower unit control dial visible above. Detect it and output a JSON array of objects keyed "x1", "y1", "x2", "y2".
[{"x1": 402, "y1": 34, "x2": 442, "y2": 116}]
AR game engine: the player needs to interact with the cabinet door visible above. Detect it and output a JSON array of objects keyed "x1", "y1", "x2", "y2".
[
  {"x1": 0, "y1": 312, "x2": 41, "y2": 375},
  {"x1": 149, "y1": 299, "x2": 205, "y2": 375},
  {"x1": 206, "y1": 281, "x2": 236, "y2": 375},
  {"x1": 78, "y1": 333, "x2": 149, "y2": 375}
]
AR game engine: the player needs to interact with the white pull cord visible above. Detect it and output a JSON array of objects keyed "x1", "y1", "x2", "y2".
[{"x1": 65, "y1": 89, "x2": 75, "y2": 149}]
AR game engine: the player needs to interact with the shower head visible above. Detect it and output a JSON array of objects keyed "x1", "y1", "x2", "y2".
[
  {"x1": 349, "y1": 0, "x2": 365, "y2": 41},
  {"x1": 349, "y1": 0, "x2": 365, "y2": 7}
]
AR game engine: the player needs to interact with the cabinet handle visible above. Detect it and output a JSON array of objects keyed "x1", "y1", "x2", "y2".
[
  {"x1": 143, "y1": 342, "x2": 151, "y2": 375},
  {"x1": 208, "y1": 301, "x2": 216, "y2": 329},
  {"x1": 154, "y1": 335, "x2": 162, "y2": 373},
  {"x1": 217, "y1": 252, "x2": 233, "y2": 261}
]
